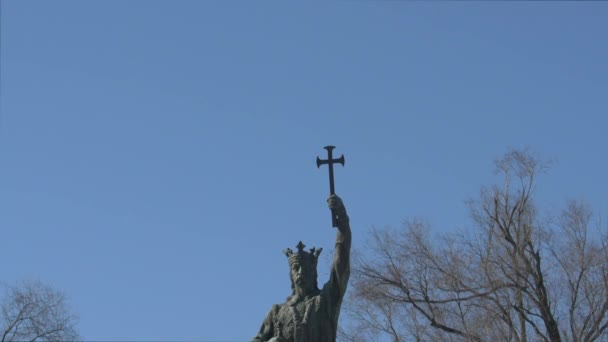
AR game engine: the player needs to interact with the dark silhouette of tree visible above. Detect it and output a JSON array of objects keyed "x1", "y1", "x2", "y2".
[
  {"x1": 1, "y1": 280, "x2": 80, "y2": 342},
  {"x1": 340, "y1": 149, "x2": 608, "y2": 342}
]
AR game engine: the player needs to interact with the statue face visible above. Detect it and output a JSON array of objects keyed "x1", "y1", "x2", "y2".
[{"x1": 290, "y1": 260, "x2": 316, "y2": 293}]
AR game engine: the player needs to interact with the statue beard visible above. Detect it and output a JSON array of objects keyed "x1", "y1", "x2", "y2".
[{"x1": 293, "y1": 275, "x2": 317, "y2": 296}]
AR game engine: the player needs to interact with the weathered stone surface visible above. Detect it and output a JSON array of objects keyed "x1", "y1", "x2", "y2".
[{"x1": 253, "y1": 195, "x2": 351, "y2": 342}]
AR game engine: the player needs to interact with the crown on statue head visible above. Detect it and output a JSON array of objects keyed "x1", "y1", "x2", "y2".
[{"x1": 284, "y1": 241, "x2": 322, "y2": 267}]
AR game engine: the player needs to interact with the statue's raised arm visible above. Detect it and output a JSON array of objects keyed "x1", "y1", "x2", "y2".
[{"x1": 324, "y1": 194, "x2": 352, "y2": 314}]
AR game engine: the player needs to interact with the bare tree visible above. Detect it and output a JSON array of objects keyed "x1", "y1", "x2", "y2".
[
  {"x1": 340, "y1": 149, "x2": 608, "y2": 342},
  {"x1": 1, "y1": 280, "x2": 80, "y2": 342}
]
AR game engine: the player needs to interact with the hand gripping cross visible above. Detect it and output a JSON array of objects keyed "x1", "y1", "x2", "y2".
[{"x1": 316, "y1": 145, "x2": 345, "y2": 227}]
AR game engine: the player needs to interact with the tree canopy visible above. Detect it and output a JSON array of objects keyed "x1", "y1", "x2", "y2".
[
  {"x1": 1, "y1": 280, "x2": 80, "y2": 342},
  {"x1": 341, "y1": 149, "x2": 608, "y2": 342}
]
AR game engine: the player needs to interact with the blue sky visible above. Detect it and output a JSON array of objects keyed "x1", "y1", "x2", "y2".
[{"x1": 1, "y1": 1, "x2": 607, "y2": 341}]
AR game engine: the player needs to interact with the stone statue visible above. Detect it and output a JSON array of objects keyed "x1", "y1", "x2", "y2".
[{"x1": 252, "y1": 194, "x2": 351, "y2": 342}]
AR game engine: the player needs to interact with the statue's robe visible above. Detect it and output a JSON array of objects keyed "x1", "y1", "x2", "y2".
[{"x1": 253, "y1": 210, "x2": 351, "y2": 342}]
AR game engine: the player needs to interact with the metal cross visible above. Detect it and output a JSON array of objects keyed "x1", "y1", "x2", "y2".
[{"x1": 316, "y1": 145, "x2": 345, "y2": 227}]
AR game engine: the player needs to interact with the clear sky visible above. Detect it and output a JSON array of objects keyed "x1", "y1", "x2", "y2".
[{"x1": 1, "y1": 1, "x2": 607, "y2": 341}]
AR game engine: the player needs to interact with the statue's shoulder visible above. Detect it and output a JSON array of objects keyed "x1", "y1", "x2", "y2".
[
  {"x1": 268, "y1": 303, "x2": 283, "y2": 316},
  {"x1": 320, "y1": 281, "x2": 341, "y2": 307},
  {"x1": 260, "y1": 303, "x2": 283, "y2": 324},
  {"x1": 321, "y1": 281, "x2": 332, "y2": 295}
]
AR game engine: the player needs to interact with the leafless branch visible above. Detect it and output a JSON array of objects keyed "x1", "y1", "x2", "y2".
[
  {"x1": 342, "y1": 149, "x2": 606, "y2": 342},
  {"x1": 1, "y1": 280, "x2": 80, "y2": 342}
]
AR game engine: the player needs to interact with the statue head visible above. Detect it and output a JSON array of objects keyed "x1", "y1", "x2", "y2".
[{"x1": 284, "y1": 241, "x2": 322, "y2": 297}]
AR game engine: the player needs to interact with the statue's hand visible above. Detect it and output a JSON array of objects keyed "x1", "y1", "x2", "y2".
[{"x1": 327, "y1": 194, "x2": 345, "y2": 212}]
